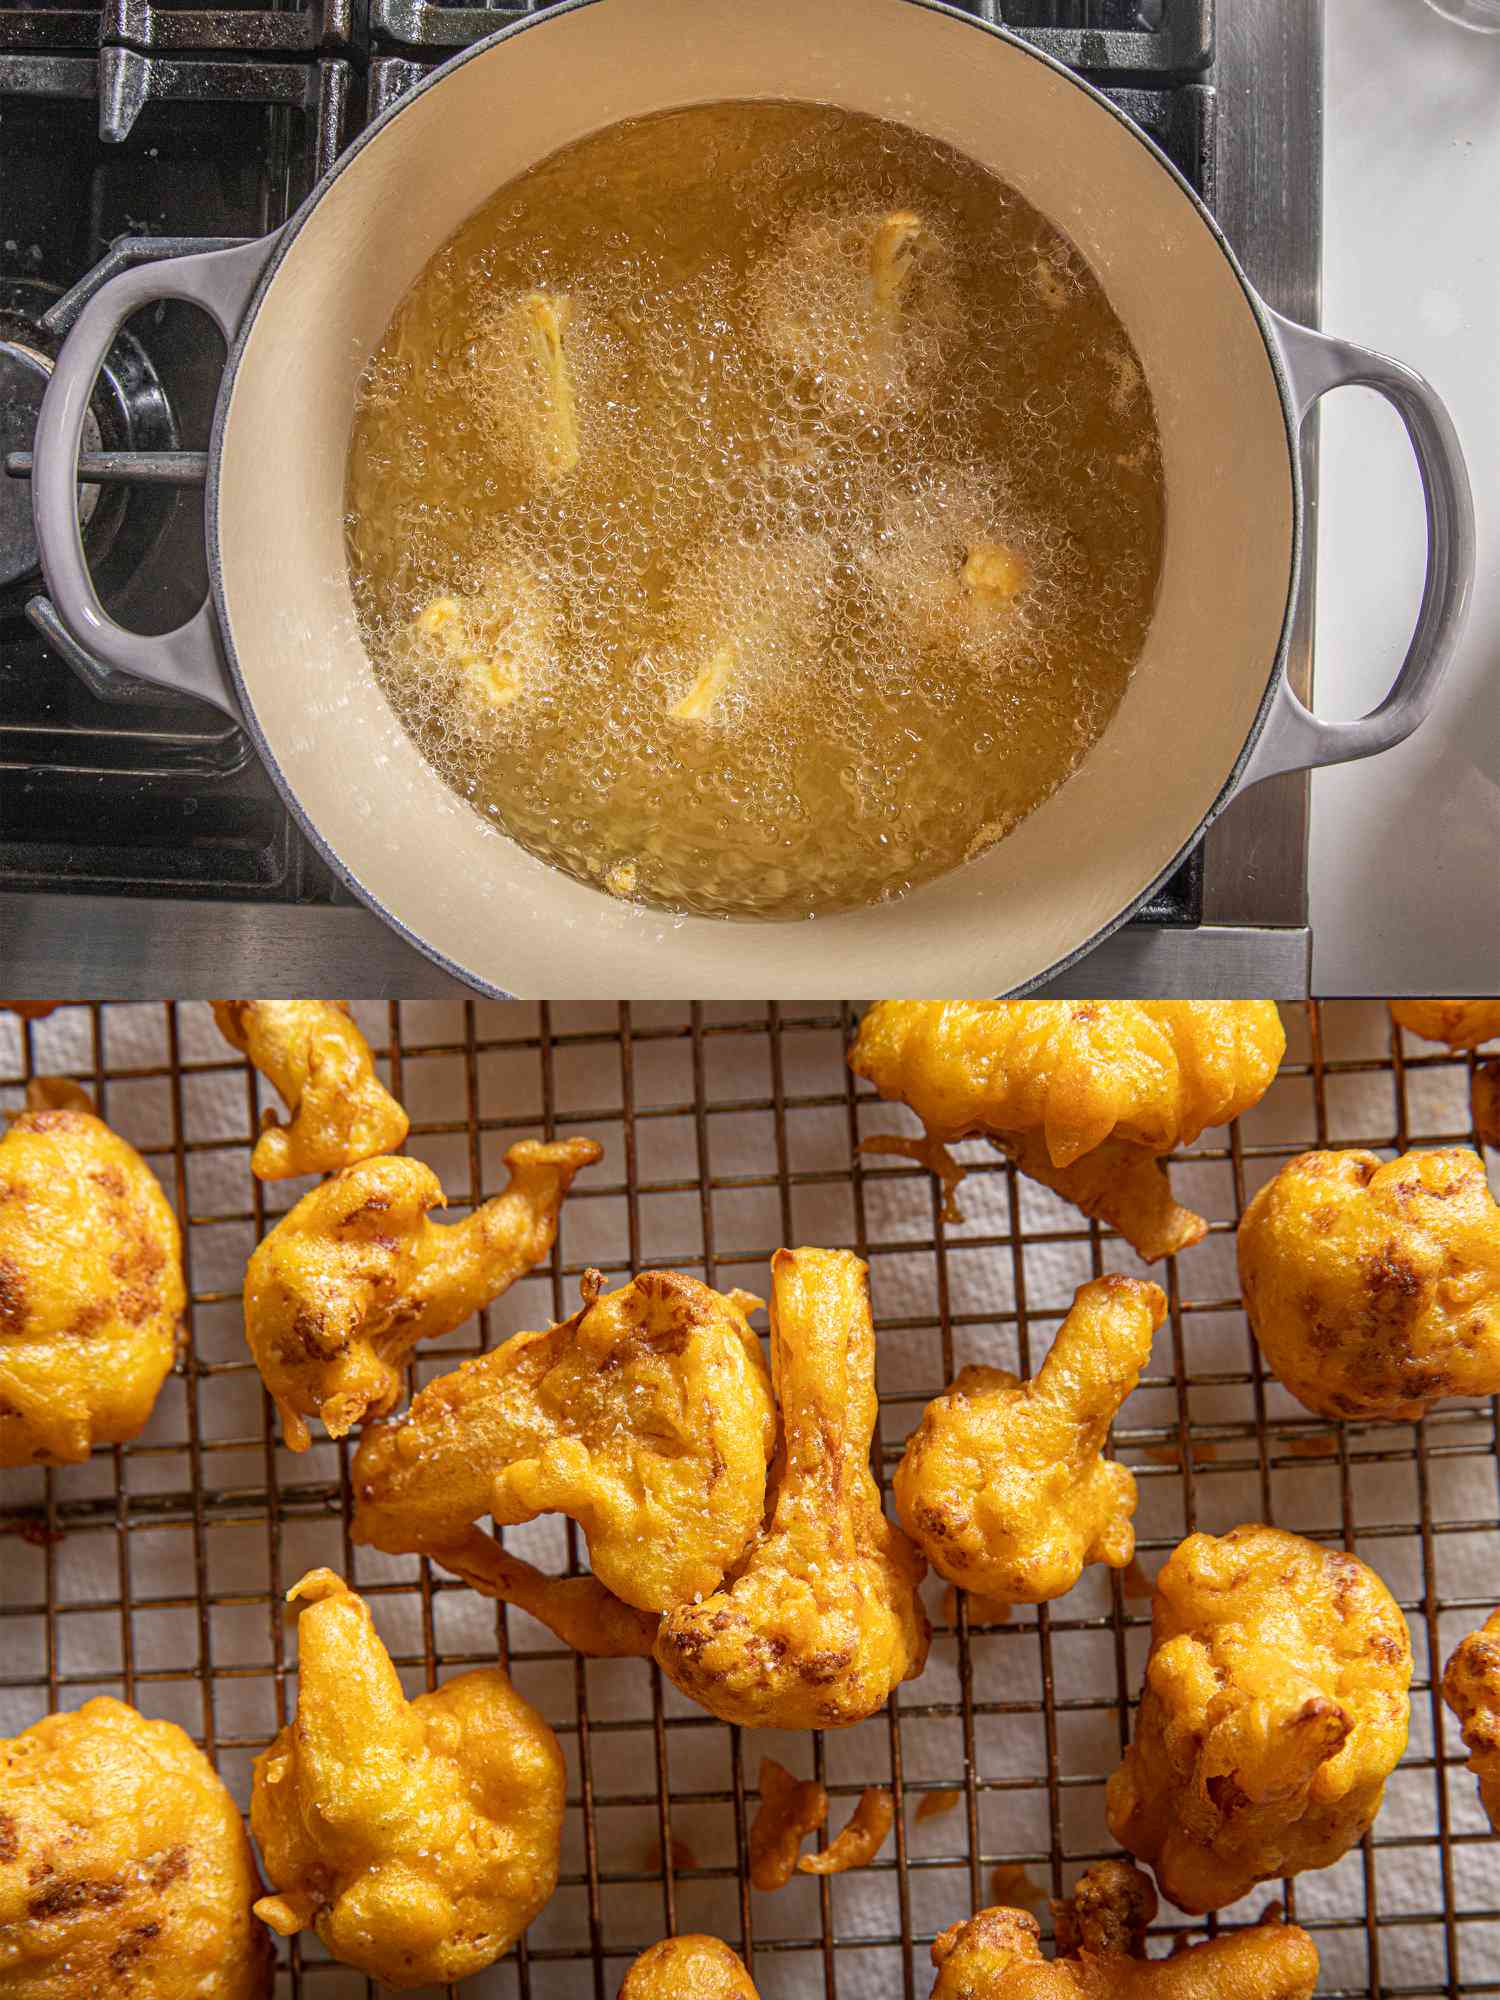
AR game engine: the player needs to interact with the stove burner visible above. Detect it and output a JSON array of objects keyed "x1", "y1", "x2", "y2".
[{"x1": 0, "y1": 333, "x2": 101, "y2": 593}]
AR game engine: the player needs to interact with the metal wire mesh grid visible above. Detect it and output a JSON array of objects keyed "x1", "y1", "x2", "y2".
[{"x1": 0, "y1": 1000, "x2": 1496, "y2": 2000}]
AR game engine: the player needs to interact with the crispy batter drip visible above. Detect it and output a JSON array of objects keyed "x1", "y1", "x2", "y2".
[{"x1": 1106, "y1": 1524, "x2": 1412, "y2": 1913}]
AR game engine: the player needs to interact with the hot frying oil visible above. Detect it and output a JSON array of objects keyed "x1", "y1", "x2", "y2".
[{"x1": 345, "y1": 102, "x2": 1165, "y2": 918}]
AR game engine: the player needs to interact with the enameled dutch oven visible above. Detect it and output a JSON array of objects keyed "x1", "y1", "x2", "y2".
[{"x1": 31, "y1": 0, "x2": 1475, "y2": 998}]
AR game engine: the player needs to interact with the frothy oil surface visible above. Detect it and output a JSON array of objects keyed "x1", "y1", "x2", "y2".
[{"x1": 346, "y1": 102, "x2": 1164, "y2": 919}]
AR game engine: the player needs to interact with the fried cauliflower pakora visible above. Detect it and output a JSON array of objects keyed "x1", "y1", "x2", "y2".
[
  {"x1": 0, "y1": 1696, "x2": 271, "y2": 1997},
  {"x1": 351, "y1": 1267, "x2": 775, "y2": 1614},
  {"x1": 250, "y1": 1569, "x2": 563, "y2": 1987},
  {"x1": 621, "y1": 1935, "x2": 760, "y2": 2000},
  {"x1": 212, "y1": 1000, "x2": 408, "y2": 1180},
  {"x1": 1106, "y1": 1524, "x2": 1411, "y2": 1914},
  {"x1": 1442, "y1": 1608, "x2": 1500, "y2": 1830},
  {"x1": 244, "y1": 1136, "x2": 600, "y2": 1451},
  {"x1": 0, "y1": 1106, "x2": 184, "y2": 1468},
  {"x1": 1238, "y1": 1147, "x2": 1500, "y2": 1422},
  {"x1": 1389, "y1": 1000, "x2": 1500, "y2": 1050},
  {"x1": 929, "y1": 1859, "x2": 1319, "y2": 2000},
  {"x1": 654, "y1": 1248, "x2": 930, "y2": 1730},
  {"x1": 894, "y1": 1274, "x2": 1165, "y2": 1610},
  {"x1": 851, "y1": 1002, "x2": 1285, "y2": 1262}
]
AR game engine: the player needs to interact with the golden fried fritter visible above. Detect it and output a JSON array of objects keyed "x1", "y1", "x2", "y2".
[
  {"x1": 851, "y1": 1002, "x2": 1285, "y2": 1262},
  {"x1": 1389, "y1": 1000, "x2": 1500, "y2": 1050},
  {"x1": 621, "y1": 1935, "x2": 760, "y2": 2000},
  {"x1": 654, "y1": 1248, "x2": 930, "y2": 1729},
  {"x1": 351, "y1": 1267, "x2": 775, "y2": 1613},
  {"x1": 1106, "y1": 1524, "x2": 1411, "y2": 1914},
  {"x1": 212, "y1": 1000, "x2": 408, "y2": 1180},
  {"x1": 894, "y1": 1275, "x2": 1165, "y2": 1610},
  {"x1": 244, "y1": 1136, "x2": 600, "y2": 1451},
  {"x1": 1442, "y1": 1608, "x2": 1500, "y2": 1830},
  {"x1": 0, "y1": 1697, "x2": 271, "y2": 1997},
  {"x1": 250, "y1": 1569, "x2": 563, "y2": 1987},
  {"x1": 0, "y1": 1107, "x2": 184, "y2": 1468},
  {"x1": 929, "y1": 1859, "x2": 1319, "y2": 2000},
  {"x1": 1238, "y1": 1147, "x2": 1500, "y2": 1422}
]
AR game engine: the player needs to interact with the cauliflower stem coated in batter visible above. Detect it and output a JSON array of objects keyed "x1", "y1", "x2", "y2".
[
  {"x1": 212, "y1": 1000, "x2": 409, "y2": 1181},
  {"x1": 351, "y1": 1267, "x2": 774, "y2": 1614},
  {"x1": 0, "y1": 1104, "x2": 185, "y2": 1468},
  {"x1": 929, "y1": 1859, "x2": 1319, "y2": 1999},
  {"x1": 0, "y1": 1696, "x2": 271, "y2": 1998},
  {"x1": 1238, "y1": 1147, "x2": 1500, "y2": 1422},
  {"x1": 620, "y1": 1935, "x2": 761, "y2": 2000},
  {"x1": 243, "y1": 1135, "x2": 601, "y2": 1450},
  {"x1": 1442, "y1": 1608, "x2": 1500, "y2": 1831},
  {"x1": 1106, "y1": 1524, "x2": 1412, "y2": 1913},
  {"x1": 894, "y1": 1274, "x2": 1166, "y2": 1610},
  {"x1": 420, "y1": 1531, "x2": 659, "y2": 1657},
  {"x1": 851, "y1": 1002, "x2": 1285, "y2": 1262},
  {"x1": 250, "y1": 1569, "x2": 564, "y2": 1987},
  {"x1": 654, "y1": 1247, "x2": 930, "y2": 1729}
]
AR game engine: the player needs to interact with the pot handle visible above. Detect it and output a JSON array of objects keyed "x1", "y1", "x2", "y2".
[
  {"x1": 1234, "y1": 308, "x2": 1475, "y2": 790},
  {"x1": 31, "y1": 233, "x2": 282, "y2": 718}
]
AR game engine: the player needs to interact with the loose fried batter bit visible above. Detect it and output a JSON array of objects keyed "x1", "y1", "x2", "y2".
[
  {"x1": 351, "y1": 1267, "x2": 775, "y2": 1616},
  {"x1": 620, "y1": 1935, "x2": 761, "y2": 2000},
  {"x1": 1106, "y1": 1524, "x2": 1412, "y2": 1914},
  {"x1": 894, "y1": 1274, "x2": 1165, "y2": 1610},
  {"x1": 0, "y1": 1105, "x2": 185, "y2": 1468},
  {"x1": 1475, "y1": 1063, "x2": 1500, "y2": 1151},
  {"x1": 1388, "y1": 1000, "x2": 1500, "y2": 1050},
  {"x1": 748, "y1": 1758, "x2": 828, "y2": 1890},
  {"x1": 243, "y1": 1136, "x2": 600, "y2": 1450},
  {"x1": 212, "y1": 1000, "x2": 409, "y2": 1181},
  {"x1": 798, "y1": 1787, "x2": 895, "y2": 1875},
  {"x1": 1442, "y1": 1608, "x2": 1500, "y2": 1831},
  {"x1": 930, "y1": 1859, "x2": 1320, "y2": 1999},
  {"x1": 0, "y1": 1696, "x2": 272, "y2": 1997},
  {"x1": 654, "y1": 1247, "x2": 930, "y2": 1728},
  {"x1": 1238, "y1": 1147, "x2": 1500, "y2": 1423},
  {"x1": 250, "y1": 1570, "x2": 563, "y2": 1988},
  {"x1": 850, "y1": 1001, "x2": 1285, "y2": 1262}
]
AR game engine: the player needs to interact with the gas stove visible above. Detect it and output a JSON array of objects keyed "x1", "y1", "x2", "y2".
[{"x1": 0, "y1": 0, "x2": 1320, "y2": 997}]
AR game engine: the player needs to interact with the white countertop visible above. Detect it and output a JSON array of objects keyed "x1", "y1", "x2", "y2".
[{"x1": 1313, "y1": 0, "x2": 1500, "y2": 993}]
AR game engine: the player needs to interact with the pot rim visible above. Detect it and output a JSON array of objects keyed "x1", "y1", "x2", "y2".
[{"x1": 204, "y1": 0, "x2": 1304, "y2": 1000}]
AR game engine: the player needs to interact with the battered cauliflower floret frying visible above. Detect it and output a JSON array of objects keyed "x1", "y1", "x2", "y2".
[
  {"x1": 1106, "y1": 1524, "x2": 1412, "y2": 1914},
  {"x1": 250, "y1": 1569, "x2": 564, "y2": 1987},
  {"x1": 243, "y1": 1136, "x2": 600, "y2": 1451},
  {"x1": 407, "y1": 560, "x2": 557, "y2": 714},
  {"x1": 1442, "y1": 1608, "x2": 1500, "y2": 1830},
  {"x1": 0, "y1": 1104, "x2": 184, "y2": 1468},
  {"x1": 212, "y1": 1000, "x2": 408, "y2": 1181},
  {"x1": 621, "y1": 1935, "x2": 760, "y2": 2000},
  {"x1": 894, "y1": 1274, "x2": 1165, "y2": 1611},
  {"x1": 929, "y1": 1859, "x2": 1320, "y2": 2000},
  {"x1": 653, "y1": 1248, "x2": 930, "y2": 1729},
  {"x1": 851, "y1": 1002, "x2": 1286, "y2": 1262},
  {"x1": 1237, "y1": 1148, "x2": 1500, "y2": 1422},
  {"x1": 351, "y1": 1267, "x2": 776, "y2": 1614},
  {"x1": 1389, "y1": 1000, "x2": 1500, "y2": 1050},
  {"x1": 0, "y1": 1697, "x2": 271, "y2": 1998}
]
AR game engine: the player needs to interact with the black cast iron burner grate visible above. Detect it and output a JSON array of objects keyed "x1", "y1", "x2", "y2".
[{"x1": 0, "y1": 0, "x2": 1213, "y2": 915}]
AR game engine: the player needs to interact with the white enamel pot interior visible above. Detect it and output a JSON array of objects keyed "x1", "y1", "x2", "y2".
[{"x1": 213, "y1": 0, "x2": 1296, "y2": 998}]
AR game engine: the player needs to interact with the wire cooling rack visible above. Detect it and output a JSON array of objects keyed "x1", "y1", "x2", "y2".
[{"x1": 1, "y1": 1002, "x2": 1497, "y2": 2000}]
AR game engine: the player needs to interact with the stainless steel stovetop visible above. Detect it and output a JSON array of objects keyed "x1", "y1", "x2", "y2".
[{"x1": 0, "y1": 0, "x2": 1322, "y2": 997}]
